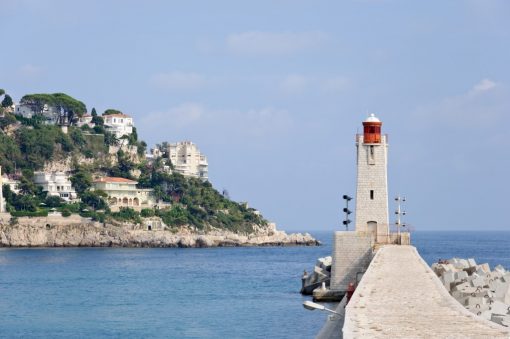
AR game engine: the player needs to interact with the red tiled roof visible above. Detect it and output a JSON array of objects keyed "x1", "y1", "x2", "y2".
[{"x1": 93, "y1": 177, "x2": 137, "y2": 184}]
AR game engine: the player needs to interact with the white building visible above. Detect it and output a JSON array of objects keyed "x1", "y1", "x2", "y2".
[
  {"x1": 102, "y1": 113, "x2": 133, "y2": 138},
  {"x1": 92, "y1": 177, "x2": 155, "y2": 211},
  {"x1": 76, "y1": 114, "x2": 95, "y2": 128},
  {"x1": 33, "y1": 171, "x2": 77, "y2": 201},
  {"x1": 15, "y1": 103, "x2": 60, "y2": 124},
  {"x1": 167, "y1": 141, "x2": 208, "y2": 180},
  {"x1": 1, "y1": 174, "x2": 20, "y2": 194}
]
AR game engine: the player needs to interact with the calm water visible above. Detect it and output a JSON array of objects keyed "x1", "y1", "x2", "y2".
[{"x1": 0, "y1": 231, "x2": 509, "y2": 338}]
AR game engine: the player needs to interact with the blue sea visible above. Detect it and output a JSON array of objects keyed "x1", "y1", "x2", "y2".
[{"x1": 0, "y1": 231, "x2": 509, "y2": 338}]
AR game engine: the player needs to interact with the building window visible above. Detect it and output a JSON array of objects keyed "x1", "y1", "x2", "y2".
[{"x1": 370, "y1": 190, "x2": 374, "y2": 200}]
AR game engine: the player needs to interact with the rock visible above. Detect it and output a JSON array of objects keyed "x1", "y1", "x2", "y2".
[
  {"x1": 433, "y1": 257, "x2": 510, "y2": 328},
  {"x1": 0, "y1": 216, "x2": 320, "y2": 248}
]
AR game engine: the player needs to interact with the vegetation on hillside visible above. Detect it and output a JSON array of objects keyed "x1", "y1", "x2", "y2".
[
  {"x1": 0, "y1": 89, "x2": 267, "y2": 233},
  {"x1": 20, "y1": 93, "x2": 87, "y2": 122}
]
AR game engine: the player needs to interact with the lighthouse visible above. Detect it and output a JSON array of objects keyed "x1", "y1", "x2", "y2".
[
  {"x1": 354, "y1": 114, "x2": 389, "y2": 242},
  {"x1": 315, "y1": 114, "x2": 407, "y2": 300}
]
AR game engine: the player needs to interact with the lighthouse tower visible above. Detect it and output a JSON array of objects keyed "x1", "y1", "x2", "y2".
[{"x1": 354, "y1": 114, "x2": 389, "y2": 241}]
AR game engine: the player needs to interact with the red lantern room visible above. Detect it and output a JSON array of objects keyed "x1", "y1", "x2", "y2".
[{"x1": 362, "y1": 114, "x2": 382, "y2": 144}]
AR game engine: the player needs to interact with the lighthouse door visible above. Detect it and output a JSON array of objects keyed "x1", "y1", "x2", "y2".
[{"x1": 367, "y1": 221, "x2": 377, "y2": 238}]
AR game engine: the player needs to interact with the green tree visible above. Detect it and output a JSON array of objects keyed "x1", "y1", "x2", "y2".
[
  {"x1": 70, "y1": 128, "x2": 86, "y2": 148},
  {"x1": 0, "y1": 89, "x2": 5, "y2": 96},
  {"x1": 103, "y1": 109, "x2": 122, "y2": 115},
  {"x1": 91, "y1": 107, "x2": 97, "y2": 116},
  {"x1": 1, "y1": 94, "x2": 13, "y2": 108},
  {"x1": 20, "y1": 93, "x2": 86, "y2": 124},
  {"x1": 44, "y1": 195, "x2": 63, "y2": 208},
  {"x1": 70, "y1": 168, "x2": 92, "y2": 194},
  {"x1": 80, "y1": 190, "x2": 108, "y2": 210},
  {"x1": 14, "y1": 194, "x2": 38, "y2": 211}
]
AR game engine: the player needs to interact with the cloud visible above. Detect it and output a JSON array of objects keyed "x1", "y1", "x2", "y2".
[
  {"x1": 412, "y1": 78, "x2": 507, "y2": 128},
  {"x1": 141, "y1": 103, "x2": 204, "y2": 128},
  {"x1": 138, "y1": 103, "x2": 293, "y2": 143},
  {"x1": 279, "y1": 74, "x2": 307, "y2": 93},
  {"x1": 150, "y1": 72, "x2": 206, "y2": 90},
  {"x1": 226, "y1": 31, "x2": 327, "y2": 56},
  {"x1": 471, "y1": 78, "x2": 496, "y2": 93}
]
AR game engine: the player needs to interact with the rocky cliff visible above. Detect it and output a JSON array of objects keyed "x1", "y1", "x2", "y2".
[{"x1": 0, "y1": 216, "x2": 320, "y2": 248}]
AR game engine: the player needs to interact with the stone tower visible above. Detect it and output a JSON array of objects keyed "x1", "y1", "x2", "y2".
[{"x1": 354, "y1": 114, "x2": 389, "y2": 241}]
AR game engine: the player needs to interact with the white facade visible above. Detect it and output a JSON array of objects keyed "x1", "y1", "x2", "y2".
[
  {"x1": 354, "y1": 114, "x2": 389, "y2": 240},
  {"x1": 167, "y1": 141, "x2": 208, "y2": 180},
  {"x1": 102, "y1": 113, "x2": 133, "y2": 138},
  {"x1": 92, "y1": 177, "x2": 155, "y2": 210},
  {"x1": 2, "y1": 174, "x2": 20, "y2": 194},
  {"x1": 33, "y1": 171, "x2": 77, "y2": 201},
  {"x1": 15, "y1": 103, "x2": 60, "y2": 124},
  {"x1": 76, "y1": 114, "x2": 95, "y2": 128}
]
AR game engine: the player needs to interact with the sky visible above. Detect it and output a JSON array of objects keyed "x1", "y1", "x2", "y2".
[{"x1": 1, "y1": 0, "x2": 509, "y2": 232}]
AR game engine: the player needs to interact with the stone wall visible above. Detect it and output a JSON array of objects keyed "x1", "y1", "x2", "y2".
[{"x1": 330, "y1": 231, "x2": 373, "y2": 292}]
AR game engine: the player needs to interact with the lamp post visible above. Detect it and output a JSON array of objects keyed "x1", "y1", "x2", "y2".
[
  {"x1": 342, "y1": 194, "x2": 352, "y2": 231},
  {"x1": 302, "y1": 301, "x2": 342, "y2": 315},
  {"x1": 394, "y1": 195, "x2": 406, "y2": 243}
]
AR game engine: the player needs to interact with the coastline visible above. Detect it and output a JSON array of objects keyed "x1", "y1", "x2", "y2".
[{"x1": 0, "y1": 215, "x2": 320, "y2": 248}]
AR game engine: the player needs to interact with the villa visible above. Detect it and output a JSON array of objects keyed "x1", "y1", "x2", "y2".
[
  {"x1": 15, "y1": 102, "x2": 61, "y2": 124},
  {"x1": 102, "y1": 113, "x2": 133, "y2": 138},
  {"x1": 92, "y1": 177, "x2": 155, "y2": 211},
  {"x1": 33, "y1": 171, "x2": 77, "y2": 201}
]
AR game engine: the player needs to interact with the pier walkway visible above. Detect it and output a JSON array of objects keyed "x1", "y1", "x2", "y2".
[{"x1": 343, "y1": 245, "x2": 510, "y2": 338}]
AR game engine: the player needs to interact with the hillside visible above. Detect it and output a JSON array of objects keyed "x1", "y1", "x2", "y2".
[{"x1": 0, "y1": 91, "x2": 269, "y2": 235}]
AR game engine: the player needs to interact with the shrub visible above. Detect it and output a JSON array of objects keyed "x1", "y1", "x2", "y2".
[{"x1": 11, "y1": 210, "x2": 48, "y2": 217}]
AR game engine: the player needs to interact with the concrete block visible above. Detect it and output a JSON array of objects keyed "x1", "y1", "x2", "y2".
[
  {"x1": 495, "y1": 265, "x2": 506, "y2": 275},
  {"x1": 431, "y1": 263, "x2": 444, "y2": 276},
  {"x1": 448, "y1": 257, "x2": 459, "y2": 265},
  {"x1": 491, "y1": 314, "x2": 505, "y2": 325},
  {"x1": 465, "y1": 296, "x2": 485, "y2": 307},
  {"x1": 442, "y1": 271, "x2": 455, "y2": 287},
  {"x1": 471, "y1": 276, "x2": 487, "y2": 288},
  {"x1": 489, "y1": 300, "x2": 510, "y2": 315},
  {"x1": 453, "y1": 281, "x2": 471, "y2": 290},
  {"x1": 455, "y1": 271, "x2": 468, "y2": 281},
  {"x1": 467, "y1": 258, "x2": 477, "y2": 267},
  {"x1": 467, "y1": 304, "x2": 491, "y2": 316},
  {"x1": 478, "y1": 263, "x2": 491, "y2": 274},
  {"x1": 313, "y1": 268, "x2": 328, "y2": 281},
  {"x1": 458, "y1": 259, "x2": 469, "y2": 269},
  {"x1": 476, "y1": 269, "x2": 487, "y2": 278},
  {"x1": 480, "y1": 310, "x2": 493, "y2": 320}
]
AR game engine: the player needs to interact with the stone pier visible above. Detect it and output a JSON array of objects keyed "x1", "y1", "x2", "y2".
[{"x1": 343, "y1": 245, "x2": 510, "y2": 338}]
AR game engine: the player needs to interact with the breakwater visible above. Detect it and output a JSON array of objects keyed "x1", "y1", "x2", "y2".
[
  {"x1": 432, "y1": 257, "x2": 510, "y2": 327},
  {"x1": 343, "y1": 245, "x2": 510, "y2": 338}
]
